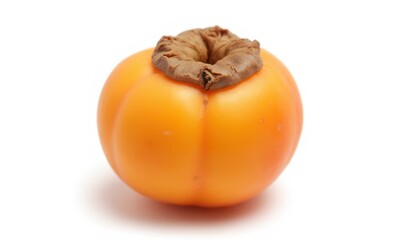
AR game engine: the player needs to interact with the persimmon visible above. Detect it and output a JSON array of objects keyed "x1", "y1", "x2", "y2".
[{"x1": 97, "y1": 26, "x2": 303, "y2": 207}]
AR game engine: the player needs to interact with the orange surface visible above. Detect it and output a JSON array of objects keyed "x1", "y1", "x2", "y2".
[{"x1": 97, "y1": 48, "x2": 303, "y2": 207}]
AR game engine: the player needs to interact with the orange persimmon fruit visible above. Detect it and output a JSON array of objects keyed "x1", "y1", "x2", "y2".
[{"x1": 97, "y1": 26, "x2": 303, "y2": 207}]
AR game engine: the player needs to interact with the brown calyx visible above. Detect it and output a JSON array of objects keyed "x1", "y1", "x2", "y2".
[{"x1": 151, "y1": 26, "x2": 263, "y2": 90}]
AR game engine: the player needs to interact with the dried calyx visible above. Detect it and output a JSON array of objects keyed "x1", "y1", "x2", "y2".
[{"x1": 151, "y1": 26, "x2": 263, "y2": 90}]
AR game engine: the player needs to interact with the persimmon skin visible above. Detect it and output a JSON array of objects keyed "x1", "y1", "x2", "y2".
[{"x1": 97, "y1": 48, "x2": 302, "y2": 207}]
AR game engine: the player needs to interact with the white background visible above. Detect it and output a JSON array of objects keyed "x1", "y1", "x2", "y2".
[{"x1": 1, "y1": 0, "x2": 397, "y2": 239}]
